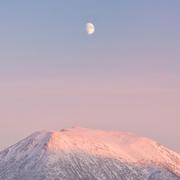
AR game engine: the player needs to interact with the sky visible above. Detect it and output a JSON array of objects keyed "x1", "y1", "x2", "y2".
[{"x1": 0, "y1": 1, "x2": 180, "y2": 152}]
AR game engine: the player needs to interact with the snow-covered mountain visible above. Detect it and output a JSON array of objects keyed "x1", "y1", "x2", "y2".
[{"x1": 0, "y1": 127, "x2": 179, "y2": 180}]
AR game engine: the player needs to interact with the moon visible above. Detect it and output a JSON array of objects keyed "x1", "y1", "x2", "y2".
[{"x1": 86, "y1": 22, "x2": 95, "y2": 35}]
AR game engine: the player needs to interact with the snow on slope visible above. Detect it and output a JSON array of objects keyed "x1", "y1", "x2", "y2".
[{"x1": 0, "y1": 127, "x2": 180, "y2": 180}]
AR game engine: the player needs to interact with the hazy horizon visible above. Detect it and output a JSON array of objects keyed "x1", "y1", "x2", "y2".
[{"x1": 0, "y1": 1, "x2": 180, "y2": 153}]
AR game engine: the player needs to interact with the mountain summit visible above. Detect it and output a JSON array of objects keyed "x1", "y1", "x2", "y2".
[{"x1": 0, "y1": 127, "x2": 180, "y2": 180}]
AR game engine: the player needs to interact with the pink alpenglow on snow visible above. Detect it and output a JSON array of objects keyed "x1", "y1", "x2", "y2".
[{"x1": 0, "y1": 127, "x2": 179, "y2": 180}]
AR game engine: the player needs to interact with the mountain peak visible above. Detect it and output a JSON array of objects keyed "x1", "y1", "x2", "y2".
[{"x1": 0, "y1": 127, "x2": 180, "y2": 180}]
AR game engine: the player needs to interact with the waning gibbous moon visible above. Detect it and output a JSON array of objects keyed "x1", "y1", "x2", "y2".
[{"x1": 86, "y1": 22, "x2": 95, "y2": 35}]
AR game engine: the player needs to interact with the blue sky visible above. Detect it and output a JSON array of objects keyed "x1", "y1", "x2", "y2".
[{"x1": 1, "y1": 0, "x2": 180, "y2": 76}]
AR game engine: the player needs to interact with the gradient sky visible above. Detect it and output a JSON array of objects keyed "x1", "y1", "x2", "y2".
[{"x1": 0, "y1": 1, "x2": 180, "y2": 152}]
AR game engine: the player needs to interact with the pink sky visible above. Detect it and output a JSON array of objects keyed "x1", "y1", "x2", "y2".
[{"x1": 0, "y1": 71, "x2": 179, "y2": 152}]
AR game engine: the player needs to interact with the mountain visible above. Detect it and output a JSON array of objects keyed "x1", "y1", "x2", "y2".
[{"x1": 0, "y1": 127, "x2": 179, "y2": 180}]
